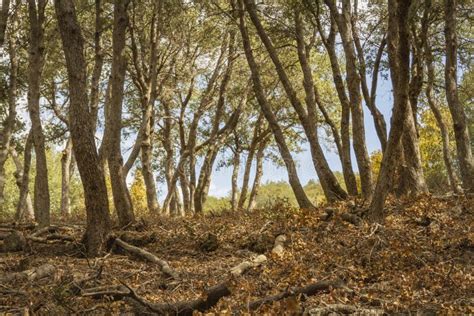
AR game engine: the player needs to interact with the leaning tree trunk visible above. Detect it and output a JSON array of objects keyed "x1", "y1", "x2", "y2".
[
  {"x1": 27, "y1": 0, "x2": 50, "y2": 227},
  {"x1": 325, "y1": 0, "x2": 373, "y2": 199},
  {"x1": 423, "y1": 23, "x2": 461, "y2": 192},
  {"x1": 315, "y1": 16, "x2": 358, "y2": 196},
  {"x1": 368, "y1": 0, "x2": 412, "y2": 222},
  {"x1": 237, "y1": 0, "x2": 314, "y2": 209},
  {"x1": 247, "y1": 140, "x2": 266, "y2": 211},
  {"x1": 0, "y1": 0, "x2": 9, "y2": 47},
  {"x1": 444, "y1": 0, "x2": 474, "y2": 193},
  {"x1": 246, "y1": 0, "x2": 346, "y2": 202},
  {"x1": 55, "y1": 0, "x2": 111, "y2": 257},
  {"x1": 104, "y1": 0, "x2": 135, "y2": 227}
]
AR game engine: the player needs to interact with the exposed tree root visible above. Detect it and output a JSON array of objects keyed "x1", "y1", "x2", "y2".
[{"x1": 0, "y1": 263, "x2": 56, "y2": 283}]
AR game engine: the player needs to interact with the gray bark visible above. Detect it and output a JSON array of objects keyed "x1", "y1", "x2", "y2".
[
  {"x1": 325, "y1": 0, "x2": 373, "y2": 199},
  {"x1": 55, "y1": 0, "x2": 112, "y2": 256},
  {"x1": 11, "y1": 146, "x2": 34, "y2": 221},
  {"x1": 27, "y1": 0, "x2": 50, "y2": 227},
  {"x1": 368, "y1": 0, "x2": 412, "y2": 222},
  {"x1": 245, "y1": 0, "x2": 347, "y2": 202},
  {"x1": 236, "y1": 0, "x2": 314, "y2": 209},
  {"x1": 444, "y1": 0, "x2": 474, "y2": 193},
  {"x1": 104, "y1": 0, "x2": 135, "y2": 226},
  {"x1": 60, "y1": 138, "x2": 73, "y2": 216}
]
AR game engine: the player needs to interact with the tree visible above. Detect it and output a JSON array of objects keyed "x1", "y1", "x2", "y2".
[
  {"x1": 368, "y1": 0, "x2": 413, "y2": 222},
  {"x1": 27, "y1": 0, "x2": 50, "y2": 227},
  {"x1": 54, "y1": 0, "x2": 111, "y2": 256},
  {"x1": 444, "y1": 0, "x2": 474, "y2": 193},
  {"x1": 102, "y1": 0, "x2": 135, "y2": 227}
]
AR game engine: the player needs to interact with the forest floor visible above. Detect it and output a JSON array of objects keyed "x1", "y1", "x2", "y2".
[{"x1": 0, "y1": 195, "x2": 472, "y2": 315}]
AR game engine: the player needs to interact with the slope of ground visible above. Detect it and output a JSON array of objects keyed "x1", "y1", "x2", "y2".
[{"x1": 0, "y1": 195, "x2": 472, "y2": 314}]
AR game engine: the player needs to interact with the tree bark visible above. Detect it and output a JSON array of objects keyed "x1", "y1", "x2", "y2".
[
  {"x1": 27, "y1": 0, "x2": 50, "y2": 227},
  {"x1": 444, "y1": 0, "x2": 474, "y2": 193},
  {"x1": 325, "y1": 0, "x2": 373, "y2": 199},
  {"x1": 0, "y1": 0, "x2": 9, "y2": 47},
  {"x1": 0, "y1": 21, "x2": 18, "y2": 210},
  {"x1": 11, "y1": 146, "x2": 34, "y2": 221},
  {"x1": 55, "y1": 0, "x2": 111, "y2": 256},
  {"x1": 236, "y1": 0, "x2": 314, "y2": 210},
  {"x1": 141, "y1": 112, "x2": 159, "y2": 213},
  {"x1": 247, "y1": 140, "x2": 266, "y2": 211},
  {"x1": 314, "y1": 13, "x2": 358, "y2": 196},
  {"x1": 104, "y1": 0, "x2": 135, "y2": 226},
  {"x1": 422, "y1": 2, "x2": 461, "y2": 192},
  {"x1": 60, "y1": 138, "x2": 73, "y2": 217},
  {"x1": 368, "y1": 0, "x2": 412, "y2": 222},
  {"x1": 246, "y1": 0, "x2": 347, "y2": 202},
  {"x1": 89, "y1": 0, "x2": 104, "y2": 132},
  {"x1": 231, "y1": 148, "x2": 241, "y2": 212}
]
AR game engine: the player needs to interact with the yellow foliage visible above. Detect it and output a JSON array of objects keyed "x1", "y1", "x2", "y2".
[{"x1": 130, "y1": 170, "x2": 148, "y2": 214}]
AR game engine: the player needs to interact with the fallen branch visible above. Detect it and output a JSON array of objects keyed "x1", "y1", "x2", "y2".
[
  {"x1": 272, "y1": 234, "x2": 286, "y2": 257},
  {"x1": 247, "y1": 279, "x2": 344, "y2": 311},
  {"x1": 230, "y1": 254, "x2": 267, "y2": 277},
  {"x1": 0, "y1": 264, "x2": 56, "y2": 283},
  {"x1": 306, "y1": 304, "x2": 384, "y2": 315},
  {"x1": 126, "y1": 282, "x2": 231, "y2": 316},
  {"x1": 114, "y1": 238, "x2": 179, "y2": 279}
]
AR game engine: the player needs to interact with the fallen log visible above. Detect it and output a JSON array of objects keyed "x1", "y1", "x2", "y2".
[
  {"x1": 230, "y1": 254, "x2": 267, "y2": 277},
  {"x1": 247, "y1": 279, "x2": 344, "y2": 311},
  {"x1": 127, "y1": 282, "x2": 231, "y2": 316},
  {"x1": 0, "y1": 264, "x2": 56, "y2": 283},
  {"x1": 28, "y1": 233, "x2": 75, "y2": 244},
  {"x1": 114, "y1": 238, "x2": 179, "y2": 279}
]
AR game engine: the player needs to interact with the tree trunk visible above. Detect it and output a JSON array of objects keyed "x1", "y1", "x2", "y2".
[
  {"x1": 325, "y1": 0, "x2": 373, "y2": 199},
  {"x1": 27, "y1": 0, "x2": 50, "y2": 227},
  {"x1": 104, "y1": 0, "x2": 135, "y2": 227},
  {"x1": 0, "y1": 22, "x2": 18, "y2": 210},
  {"x1": 422, "y1": 11, "x2": 461, "y2": 192},
  {"x1": 444, "y1": 0, "x2": 474, "y2": 193},
  {"x1": 55, "y1": 0, "x2": 111, "y2": 257},
  {"x1": 231, "y1": 149, "x2": 240, "y2": 212},
  {"x1": 89, "y1": 0, "x2": 104, "y2": 132},
  {"x1": 314, "y1": 14, "x2": 358, "y2": 195},
  {"x1": 236, "y1": 0, "x2": 314, "y2": 209},
  {"x1": 368, "y1": 0, "x2": 412, "y2": 222},
  {"x1": 351, "y1": 12, "x2": 388, "y2": 151},
  {"x1": 245, "y1": 0, "x2": 346, "y2": 202},
  {"x1": 60, "y1": 138, "x2": 73, "y2": 217},
  {"x1": 0, "y1": 0, "x2": 9, "y2": 47},
  {"x1": 247, "y1": 140, "x2": 265, "y2": 211},
  {"x1": 141, "y1": 116, "x2": 160, "y2": 213},
  {"x1": 238, "y1": 132, "x2": 258, "y2": 209},
  {"x1": 11, "y1": 145, "x2": 34, "y2": 221}
]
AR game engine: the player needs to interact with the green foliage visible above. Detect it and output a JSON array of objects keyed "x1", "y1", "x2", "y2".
[{"x1": 0, "y1": 149, "x2": 84, "y2": 220}]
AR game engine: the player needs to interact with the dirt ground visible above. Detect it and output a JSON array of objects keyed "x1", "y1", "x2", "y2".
[{"x1": 0, "y1": 195, "x2": 472, "y2": 315}]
